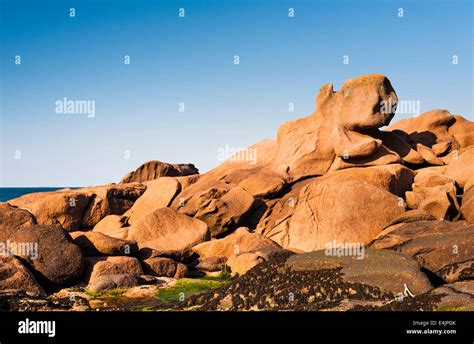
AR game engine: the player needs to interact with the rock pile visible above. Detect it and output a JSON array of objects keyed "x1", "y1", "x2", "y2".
[{"x1": 1, "y1": 74, "x2": 473, "y2": 311}]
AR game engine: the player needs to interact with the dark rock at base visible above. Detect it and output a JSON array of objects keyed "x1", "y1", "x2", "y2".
[{"x1": 8, "y1": 225, "x2": 84, "y2": 290}]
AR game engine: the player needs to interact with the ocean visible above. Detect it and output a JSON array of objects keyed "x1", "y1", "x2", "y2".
[{"x1": 0, "y1": 187, "x2": 70, "y2": 202}]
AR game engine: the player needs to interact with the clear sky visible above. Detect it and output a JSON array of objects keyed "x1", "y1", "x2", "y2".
[{"x1": 1, "y1": 0, "x2": 472, "y2": 187}]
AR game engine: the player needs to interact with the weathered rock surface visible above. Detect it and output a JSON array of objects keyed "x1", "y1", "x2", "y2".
[
  {"x1": 192, "y1": 256, "x2": 228, "y2": 272},
  {"x1": 286, "y1": 248, "x2": 432, "y2": 295},
  {"x1": 120, "y1": 160, "x2": 198, "y2": 183},
  {"x1": 406, "y1": 182, "x2": 460, "y2": 220},
  {"x1": 461, "y1": 181, "x2": 474, "y2": 223},
  {"x1": 372, "y1": 220, "x2": 474, "y2": 283},
  {"x1": 171, "y1": 179, "x2": 255, "y2": 237},
  {"x1": 127, "y1": 208, "x2": 210, "y2": 258},
  {"x1": 0, "y1": 256, "x2": 46, "y2": 296},
  {"x1": 192, "y1": 227, "x2": 283, "y2": 259},
  {"x1": 8, "y1": 184, "x2": 145, "y2": 231},
  {"x1": 431, "y1": 280, "x2": 474, "y2": 311},
  {"x1": 88, "y1": 274, "x2": 140, "y2": 292},
  {"x1": 260, "y1": 178, "x2": 405, "y2": 252},
  {"x1": 70, "y1": 231, "x2": 138, "y2": 256},
  {"x1": 227, "y1": 248, "x2": 293, "y2": 276},
  {"x1": 8, "y1": 225, "x2": 84, "y2": 289},
  {"x1": 92, "y1": 215, "x2": 129, "y2": 239},
  {"x1": 445, "y1": 147, "x2": 474, "y2": 188},
  {"x1": 124, "y1": 177, "x2": 181, "y2": 225},
  {"x1": 387, "y1": 109, "x2": 458, "y2": 149},
  {"x1": 0, "y1": 203, "x2": 36, "y2": 242},
  {"x1": 142, "y1": 257, "x2": 188, "y2": 278},
  {"x1": 448, "y1": 115, "x2": 474, "y2": 149},
  {"x1": 275, "y1": 74, "x2": 400, "y2": 181},
  {"x1": 86, "y1": 256, "x2": 143, "y2": 286}
]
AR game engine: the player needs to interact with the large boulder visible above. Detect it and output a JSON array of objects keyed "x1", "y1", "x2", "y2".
[
  {"x1": 88, "y1": 274, "x2": 140, "y2": 292},
  {"x1": 274, "y1": 74, "x2": 399, "y2": 181},
  {"x1": 237, "y1": 171, "x2": 287, "y2": 199},
  {"x1": 85, "y1": 256, "x2": 143, "y2": 286},
  {"x1": 8, "y1": 191, "x2": 91, "y2": 232},
  {"x1": 142, "y1": 257, "x2": 188, "y2": 278},
  {"x1": 120, "y1": 160, "x2": 198, "y2": 183},
  {"x1": 8, "y1": 225, "x2": 84, "y2": 289},
  {"x1": 227, "y1": 248, "x2": 293, "y2": 276},
  {"x1": 8, "y1": 184, "x2": 146, "y2": 231},
  {"x1": 192, "y1": 227, "x2": 284, "y2": 259},
  {"x1": 127, "y1": 208, "x2": 210, "y2": 258},
  {"x1": 255, "y1": 178, "x2": 318, "y2": 245},
  {"x1": 445, "y1": 147, "x2": 474, "y2": 188},
  {"x1": 124, "y1": 177, "x2": 181, "y2": 225},
  {"x1": 92, "y1": 215, "x2": 129, "y2": 239},
  {"x1": 0, "y1": 256, "x2": 46, "y2": 296},
  {"x1": 431, "y1": 281, "x2": 474, "y2": 311},
  {"x1": 372, "y1": 220, "x2": 474, "y2": 283},
  {"x1": 405, "y1": 182, "x2": 460, "y2": 220},
  {"x1": 204, "y1": 140, "x2": 288, "y2": 200},
  {"x1": 286, "y1": 248, "x2": 433, "y2": 295},
  {"x1": 317, "y1": 164, "x2": 414, "y2": 197},
  {"x1": 78, "y1": 184, "x2": 146, "y2": 228},
  {"x1": 461, "y1": 180, "x2": 474, "y2": 223},
  {"x1": 373, "y1": 130, "x2": 424, "y2": 165},
  {"x1": 387, "y1": 109, "x2": 458, "y2": 149},
  {"x1": 260, "y1": 178, "x2": 406, "y2": 252},
  {"x1": 171, "y1": 179, "x2": 255, "y2": 237},
  {"x1": 448, "y1": 115, "x2": 474, "y2": 149},
  {"x1": 0, "y1": 203, "x2": 36, "y2": 242},
  {"x1": 70, "y1": 231, "x2": 138, "y2": 256}
]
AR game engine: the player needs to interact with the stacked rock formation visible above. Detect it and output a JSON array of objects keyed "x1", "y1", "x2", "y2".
[{"x1": 1, "y1": 74, "x2": 473, "y2": 310}]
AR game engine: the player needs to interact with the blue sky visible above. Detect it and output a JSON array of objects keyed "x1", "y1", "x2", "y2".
[{"x1": 1, "y1": 0, "x2": 472, "y2": 186}]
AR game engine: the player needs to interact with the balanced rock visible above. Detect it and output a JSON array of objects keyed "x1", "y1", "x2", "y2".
[
  {"x1": 120, "y1": 160, "x2": 198, "y2": 183},
  {"x1": 275, "y1": 74, "x2": 400, "y2": 181},
  {"x1": 8, "y1": 225, "x2": 84, "y2": 289}
]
